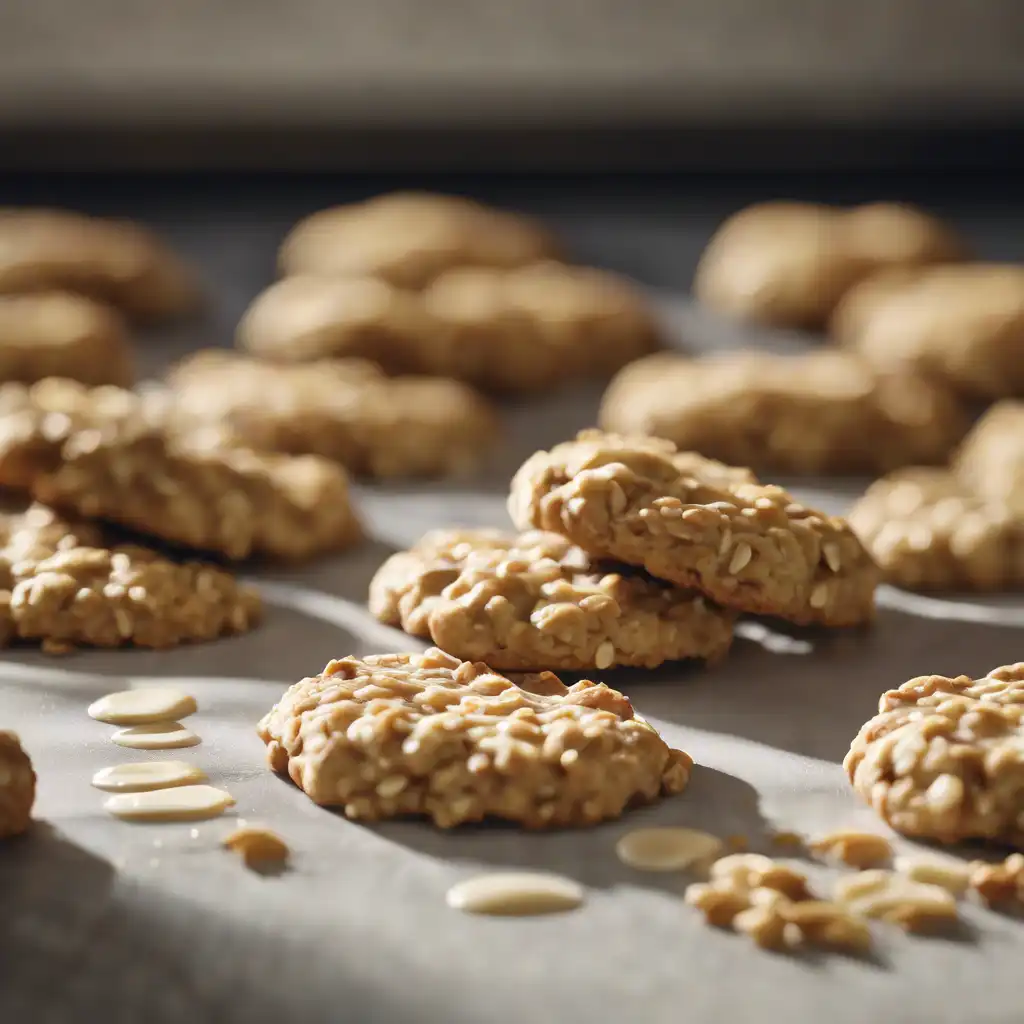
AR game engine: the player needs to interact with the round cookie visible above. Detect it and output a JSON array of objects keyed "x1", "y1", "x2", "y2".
[
  {"x1": 0, "y1": 208, "x2": 198, "y2": 321},
  {"x1": 848, "y1": 468, "x2": 1024, "y2": 593},
  {"x1": 278, "y1": 191, "x2": 561, "y2": 288},
  {"x1": 599, "y1": 350, "x2": 968, "y2": 476},
  {"x1": 951, "y1": 400, "x2": 1024, "y2": 516},
  {"x1": 167, "y1": 350, "x2": 497, "y2": 479},
  {"x1": 832, "y1": 264, "x2": 1024, "y2": 399},
  {"x1": 509, "y1": 430, "x2": 879, "y2": 627},
  {"x1": 257, "y1": 648, "x2": 693, "y2": 828},
  {"x1": 845, "y1": 664, "x2": 1024, "y2": 846},
  {"x1": 694, "y1": 201, "x2": 964, "y2": 330},
  {"x1": 0, "y1": 293, "x2": 134, "y2": 388},
  {"x1": 369, "y1": 528, "x2": 735, "y2": 671}
]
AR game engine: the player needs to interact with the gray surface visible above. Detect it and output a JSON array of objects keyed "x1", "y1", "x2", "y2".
[{"x1": 2, "y1": 179, "x2": 1024, "y2": 1024}]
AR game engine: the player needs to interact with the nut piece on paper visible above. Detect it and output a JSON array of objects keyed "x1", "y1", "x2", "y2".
[{"x1": 0, "y1": 731, "x2": 35, "y2": 838}]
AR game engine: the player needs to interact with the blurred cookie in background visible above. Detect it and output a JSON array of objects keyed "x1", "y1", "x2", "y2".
[
  {"x1": 166, "y1": 349, "x2": 498, "y2": 479},
  {"x1": 278, "y1": 191, "x2": 562, "y2": 289},
  {"x1": 238, "y1": 262, "x2": 661, "y2": 396},
  {"x1": 0, "y1": 208, "x2": 199, "y2": 322},
  {"x1": 693, "y1": 201, "x2": 965, "y2": 331},
  {"x1": 599, "y1": 350, "x2": 969, "y2": 476},
  {"x1": 0, "y1": 293, "x2": 134, "y2": 388},
  {"x1": 832, "y1": 263, "x2": 1024, "y2": 399}
]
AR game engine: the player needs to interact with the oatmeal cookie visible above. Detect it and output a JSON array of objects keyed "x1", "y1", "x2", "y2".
[
  {"x1": 238, "y1": 262, "x2": 660, "y2": 395},
  {"x1": 1, "y1": 504, "x2": 261, "y2": 652},
  {"x1": 833, "y1": 264, "x2": 1024, "y2": 399},
  {"x1": 0, "y1": 381, "x2": 362, "y2": 560},
  {"x1": 509, "y1": 431, "x2": 878, "y2": 626},
  {"x1": 694, "y1": 201, "x2": 964, "y2": 329},
  {"x1": 166, "y1": 350, "x2": 497, "y2": 479},
  {"x1": 257, "y1": 648, "x2": 692, "y2": 828},
  {"x1": 369, "y1": 529, "x2": 734, "y2": 671},
  {"x1": 952, "y1": 401, "x2": 1024, "y2": 516},
  {"x1": 0, "y1": 208, "x2": 198, "y2": 321},
  {"x1": 845, "y1": 664, "x2": 1024, "y2": 846},
  {"x1": 278, "y1": 191, "x2": 561, "y2": 288},
  {"x1": 599, "y1": 350, "x2": 968, "y2": 475},
  {"x1": 848, "y1": 468, "x2": 1024, "y2": 592},
  {"x1": 0, "y1": 731, "x2": 35, "y2": 838},
  {"x1": 0, "y1": 293, "x2": 134, "y2": 388}
]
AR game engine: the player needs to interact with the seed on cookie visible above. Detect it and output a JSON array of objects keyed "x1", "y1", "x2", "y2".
[
  {"x1": 599, "y1": 350, "x2": 968, "y2": 476},
  {"x1": 165, "y1": 350, "x2": 498, "y2": 480},
  {"x1": 278, "y1": 191, "x2": 562, "y2": 288},
  {"x1": 369, "y1": 528, "x2": 734, "y2": 671},
  {"x1": 257, "y1": 648, "x2": 693, "y2": 828},
  {"x1": 0, "y1": 379, "x2": 362, "y2": 560},
  {"x1": 1, "y1": 503, "x2": 261, "y2": 652},
  {"x1": 238, "y1": 262, "x2": 661, "y2": 396},
  {"x1": 844, "y1": 663, "x2": 1024, "y2": 846},
  {"x1": 0, "y1": 731, "x2": 35, "y2": 839},
  {"x1": 0, "y1": 293, "x2": 135, "y2": 389},
  {"x1": 832, "y1": 264, "x2": 1024, "y2": 400},
  {"x1": 0, "y1": 208, "x2": 198, "y2": 321},
  {"x1": 508, "y1": 430, "x2": 878, "y2": 627},
  {"x1": 693, "y1": 200, "x2": 964, "y2": 330}
]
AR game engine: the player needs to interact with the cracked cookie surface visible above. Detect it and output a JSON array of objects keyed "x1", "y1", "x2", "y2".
[
  {"x1": 369, "y1": 528, "x2": 734, "y2": 671},
  {"x1": 277, "y1": 191, "x2": 561, "y2": 288},
  {"x1": 0, "y1": 503, "x2": 261, "y2": 652},
  {"x1": 0, "y1": 208, "x2": 197, "y2": 321},
  {"x1": 238, "y1": 262, "x2": 660, "y2": 395},
  {"x1": 166, "y1": 350, "x2": 497, "y2": 479},
  {"x1": 0, "y1": 293, "x2": 134, "y2": 388},
  {"x1": 258, "y1": 648, "x2": 692, "y2": 828},
  {"x1": 509, "y1": 431, "x2": 878, "y2": 626},
  {"x1": 848, "y1": 469, "x2": 1024, "y2": 592},
  {"x1": 0, "y1": 380, "x2": 362, "y2": 560},
  {"x1": 600, "y1": 350, "x2": 968, "y2": 476},
  {"x1": 0, "y1": 731, "x2": 35, "y2": 838},
  {"x1": 845, "y1": 664, "x2": 1024, "y2": 846}
]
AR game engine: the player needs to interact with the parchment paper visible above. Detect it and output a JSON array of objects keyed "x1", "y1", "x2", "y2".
[{"x1": 1, "y1": 184, "x2": 1023, "y2": 1024}]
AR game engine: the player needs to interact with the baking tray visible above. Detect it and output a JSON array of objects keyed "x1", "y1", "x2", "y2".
[{"x1": 1, "y1": 177, "x2": 1023, "y2": 1024}]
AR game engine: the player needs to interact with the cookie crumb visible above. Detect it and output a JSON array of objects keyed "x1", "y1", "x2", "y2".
[
  {"x1": 968, "y1": 854, "x2": 1024, "y2": 907},
  {"x1": 223, "y1": 826, "x2": 290, "y2": 869},
  {"x1": 809, "y1": 829, "x2": 892, "y2": 869}
]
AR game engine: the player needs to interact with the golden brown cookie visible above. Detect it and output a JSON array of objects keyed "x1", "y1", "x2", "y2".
[
  {"x1": 369, "y1": 528, "x2": 734, "y2": 671},
  {"x1": 0, "y1": 503, "x2": 261, "y2": 653},
  {"x1": 0, "y1": 293, "x2": 134, "y2": 388},
  {"x1": 845, "y1": 664, "x2": 1024, "y2": 846},
  {"x1": 952, "y1": 400, "x2": 1024, "y2": 516},
  {"x1": 257, "y1": 648, "x2": 692, "y2": 828},
  {"x1": 237, "y1": 262, "x2": 660, "y2": 395},
  {"x1": 833, "y1": 264, "x2": 1024, "y2": 399},
  {"x1": 599, "y1": 350, "x2": 968, "y2": 476},
  {"x1": 278, "y1": 191, "x2": 561, "y2": 288},
  {"x1": 509, "y1": 431, "x2": 879, "y2": 626},
  {"x1": 0, "y1": 208, "x2": 198, "y2": 321},
  {"x1": 0, "y1": 731, "x2": 35, "y2": 838},
  {"x1": 694, "y1": 201, "x2": 965, "y2": 330},
  {"x1": 166, "y1": 350, "x2": 497, "y2": 479},
  {"x1": 0, "y1": 380, "x2": 362, "y2": 561},
  {"x1": 849, "y1": 468, "x2": 1024, "y2": 592}
]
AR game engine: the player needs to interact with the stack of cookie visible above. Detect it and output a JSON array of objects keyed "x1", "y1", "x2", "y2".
[
  {"x1": 370, "y1": 430, "x2": 879, "y2": 673},
  {"x1": 0, "y1": 377, "x2": 364, "y2": 654}
]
